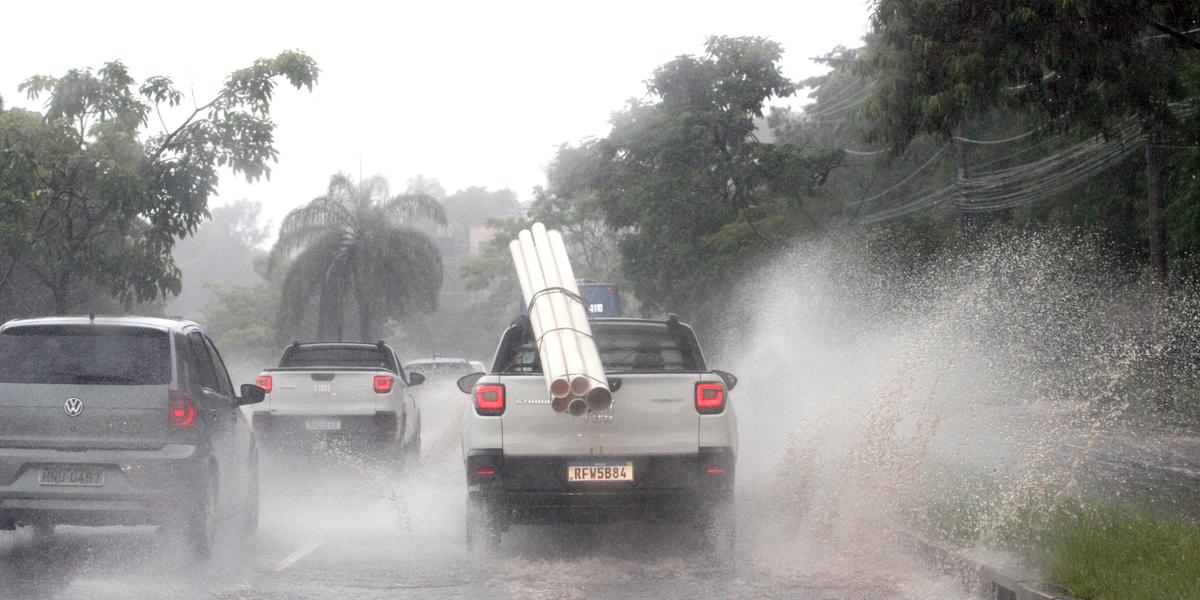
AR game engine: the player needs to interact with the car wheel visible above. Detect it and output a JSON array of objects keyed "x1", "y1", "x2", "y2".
[
  {"x1": 31, "y1": 522, "x2": 54, "y2": 544},
  {"x1": 465, "y1": 494, "x2": 501, "y2": 552},
  {"x1": 186, "y1": 475, "x2": 218, "y2": 559}
]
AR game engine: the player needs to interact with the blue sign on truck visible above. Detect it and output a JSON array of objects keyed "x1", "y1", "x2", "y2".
[
  {"x1": 521, "y1": 282, "x2": 621, "y2": 318},
  {"x1": 578, "y1": 282, "x2": 620, "y2": 317}
]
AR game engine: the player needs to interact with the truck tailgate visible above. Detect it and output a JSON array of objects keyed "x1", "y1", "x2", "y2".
[
  {"x1": 500, "y1": 373, "x2": 700, "y2": 457},
  {"x1": 263, "y1": 369, "x2": 391, "y2": 415}
]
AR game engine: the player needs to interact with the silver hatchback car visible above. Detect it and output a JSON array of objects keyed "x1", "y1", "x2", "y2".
[{"x1": 0, "y1": 316, "x2": 265, "y2": 557}]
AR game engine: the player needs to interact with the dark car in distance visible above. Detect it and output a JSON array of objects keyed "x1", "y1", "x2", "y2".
[{"x1": 0, "y1": 316, "x2": 265, "y2": 557}]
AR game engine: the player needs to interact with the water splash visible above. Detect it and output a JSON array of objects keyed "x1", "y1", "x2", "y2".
[{"x1": 716, "y1": 229, "x2": 1200, "y2": 576}]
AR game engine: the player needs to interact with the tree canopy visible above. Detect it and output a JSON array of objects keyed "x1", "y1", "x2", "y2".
[
  {"x1": 857, "y1": 2, "x2": 1200, "y2": 281},
  {"x1": 861, "y1": 1, "x2": 1200, "y2": 148},
  {"x1": 0, "y1": 52, "x2": 318, "y2": 313},
  {"x1": 269, "y1": 174, "x2": 446, "y2": 342},
  {"x1": 560, "y1": 36, "x2": 841, "y2": 318}
]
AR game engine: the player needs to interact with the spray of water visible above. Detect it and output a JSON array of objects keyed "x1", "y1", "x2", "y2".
[{"x1": 718, "y1": 228, "x2": 1200, "y2": 580}]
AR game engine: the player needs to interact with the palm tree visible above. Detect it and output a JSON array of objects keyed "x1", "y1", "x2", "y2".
[{"x1": 268, "y1": 173, "x2": 446, "y2": 341}]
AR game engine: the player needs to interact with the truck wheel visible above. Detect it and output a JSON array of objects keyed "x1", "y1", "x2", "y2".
[
  {"x1": 402, "y1": 424, "x2": 421, "y2": 470},
  {"x1": 465, "y1": 494, "x2": 501, "y2": 552},
  {"x1": 242, "y1": 456, "x2": 260, "y2": 537},
  {"x1": 703, "y1": 500, "x2": 736, "y2": 557}
]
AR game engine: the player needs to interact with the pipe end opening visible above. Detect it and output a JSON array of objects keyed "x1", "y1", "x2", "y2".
[{"x1": 585, "y1": 387, "x2": 613, "y2": 412}]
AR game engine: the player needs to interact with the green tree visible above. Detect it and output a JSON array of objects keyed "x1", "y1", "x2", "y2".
[
  {"x1": 269, "y1": 174, "x2": 446, "y2": 342},
  {"x1": 861, "y1": 1, "x2": 1200, "y2": 280},
  {"x1": 0, "y1": 53, "x2": 318, "y2": 313},
  {"x1": 461, "y1": 144, "x2": 622, "y2": 304},
  {"x1": 566, "y1": 36, "x2": 841, "y2": 319}
]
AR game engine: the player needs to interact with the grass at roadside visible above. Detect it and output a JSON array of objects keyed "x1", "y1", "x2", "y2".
[
  {"x1": 915, "y1": 482, "x2": 1200, "y2": 600},
  {"x1": 1039, "y1": 504, "x2": 1200, "y2": 600}
]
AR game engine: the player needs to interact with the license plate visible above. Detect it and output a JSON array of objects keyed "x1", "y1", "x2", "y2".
[
  {"x1": 305, "y1": 418, "x2": 341, "y2": 431},
  {"x1": 39, "y1": 465, "x2": 105, "y2": 487},
  {"x1": 567, "y1": 461, "x2": 634, "y2": 482}
]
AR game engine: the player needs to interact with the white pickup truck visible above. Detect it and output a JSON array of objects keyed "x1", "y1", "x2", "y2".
[
  {"x1": 458, "y1": 315, "x2": 739, "y2": 550},
  {"x1": 252, "y1": 342, "x2": 424, "y2": 459}
]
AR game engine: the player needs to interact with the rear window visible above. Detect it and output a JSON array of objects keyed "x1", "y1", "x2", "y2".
[
  {"x1": 498, "y1": 323, "x2": 703, "y2": 374},
  {"x1": 0, "y1": 325, "x2": 171, "y2": 385},
  {"x1": 404, "y1": 360, "x2": 474, "y2": 380},
  {"x1": 280, "y1": 345, "x2": 395, "y2": 370}
]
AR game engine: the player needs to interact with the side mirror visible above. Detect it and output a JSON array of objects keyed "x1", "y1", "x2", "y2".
[
  {"x1": 713, "y1": 370, "x2": 738, "y2": 391},
  {"x1": 237, "y1": 383, "x2": 266, "y2": 405},
  {"x1": 407, "y1": 372, "x2": 426, "y2": 387},
  {"x1": 457, "y1": 372, "x2": 485, "y2": 394}
]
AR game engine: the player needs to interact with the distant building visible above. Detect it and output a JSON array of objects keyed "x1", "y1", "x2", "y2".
[{"x1": 468, "y1": 225, "x2": 498, "y2": 256}]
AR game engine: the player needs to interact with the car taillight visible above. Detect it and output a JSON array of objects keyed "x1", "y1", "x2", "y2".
[
  {"x1": 695, "y1": 382, "x2": 726, "y2": 414},
  {"x1": 256, "y1": 375, "x2": 273, "y2": 393},
  {"x1": 169, "y1": 392, "x2": 198, "y2": 429},
  {"x1": 474, "y1": 384, "x2": 505, "y2": 416},
  {"x1": 374, "y1": 375, "x2": 394, "y2": 394}
]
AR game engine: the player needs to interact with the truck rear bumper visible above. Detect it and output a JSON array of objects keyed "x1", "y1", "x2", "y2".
[
  {"x1": 467, "y1": 448, "x2": 734, "y2": 524},
  {"x1": 253, "y1": 411, "x2": 398, "y2": 443}
]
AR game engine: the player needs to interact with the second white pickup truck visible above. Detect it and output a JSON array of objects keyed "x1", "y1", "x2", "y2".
[{"x1": 253, "y1": 342, "x2": 424, "y2": 460}]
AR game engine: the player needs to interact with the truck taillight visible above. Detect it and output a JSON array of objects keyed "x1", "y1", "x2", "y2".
[
  {"x1": 695, "y1": 382, "x2": 726, "y2": 414},
  {"x1": 256, "y1": 375, "x2": 273, "y2": 393},
  {"x1": 374, "y1": 375, "x2": 394, "y2": 394},
  {"x1": 474, "y1": 384, "x2": 505, "y2": 416},
  {"x1": 169, "y1": 392, "x2": 198, "y2": 429}
]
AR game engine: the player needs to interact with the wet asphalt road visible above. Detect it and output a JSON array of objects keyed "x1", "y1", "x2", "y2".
[{"x1": 0, "y1": 397, "x2": 964, "y2": 600}]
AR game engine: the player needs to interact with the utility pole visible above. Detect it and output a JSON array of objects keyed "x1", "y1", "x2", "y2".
[
  {"x1": 1145, "y1": 138, "x2": 1168, "y2": 285},
  {"x1": 954, "y1": 133, "x2": 972, "y2": 236}
]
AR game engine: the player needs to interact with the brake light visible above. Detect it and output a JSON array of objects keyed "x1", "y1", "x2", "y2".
[
  {"x1": 695, "y1": 382, "x2": 726, "y2": 414},
  {"x1": 374, "y1": 375, "x2": 394, "y2": 394},
  {"x1": 169, "y1": 392, "x2": 198, "y2": 428},
  {"x1": 256, "y1": 375, "x2": 272, "y2": 393},
  {"x1": 474, "y1": 384, "x2": 505, "y2": 416},
  {"x1": 476, "y1": 469, "x2": 496, "y2": 476}
]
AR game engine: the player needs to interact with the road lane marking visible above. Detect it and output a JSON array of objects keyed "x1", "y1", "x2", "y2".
[{"x1": 273, "y1": 542, "x2": 322, "y2": 572}]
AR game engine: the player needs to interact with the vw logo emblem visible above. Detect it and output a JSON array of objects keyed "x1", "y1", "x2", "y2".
[{"x1": 63, "y1": 398, "x2": 83, "y2": 417}]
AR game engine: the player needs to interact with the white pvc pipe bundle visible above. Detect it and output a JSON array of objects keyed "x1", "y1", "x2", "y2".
[{"x1": 509, "y1": 223, "x2": 611, "y2": 415}]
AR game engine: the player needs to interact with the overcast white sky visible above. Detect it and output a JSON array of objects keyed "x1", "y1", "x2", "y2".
[{"x1": 0, "y1": 0, "x2": 870, "y2": 239}]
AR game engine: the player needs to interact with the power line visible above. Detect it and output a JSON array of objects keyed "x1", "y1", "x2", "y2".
[
  {"x1": 849, "y1": 142, "x2": 951, "y2": 206},
  {"x1": 844, "y1": 148, "x2": 888, "y2": 156},
  {"x1": 972, "y1": 136, "x2": 1060, "y2": 171},
  {"x1": 806, "y1": 77, "x2": 866, "y2": 107},
  {"x1": 861, "y1": 184, "x2": 957, "y2": 223},
  {"x1": 851, "y1": 98, "x2": 1199, "y2": 224},
  {"x1": 952, "y1": 130, "x2": 1036, "y2": 145},
  {"x1": 802, "y1": 81, "x2": 875, "y2": 119}
]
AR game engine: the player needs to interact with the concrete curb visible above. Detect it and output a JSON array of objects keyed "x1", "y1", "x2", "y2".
[{"x1": 901, "y1": 530, "x2": 1081, "y2": 600}]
